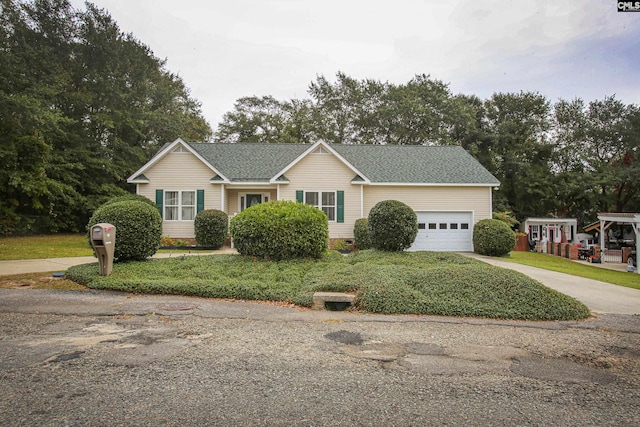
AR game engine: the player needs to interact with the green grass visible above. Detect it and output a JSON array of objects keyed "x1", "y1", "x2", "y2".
[
  {"x1": 0, "y1": 234, "x2": 93, "y2": 260},
  {"x1": 503, "y1": 252, "x2": 640, "y2": 291},
  {"x1": 66, "y1": 250, "x2": 590, "y2": 320}
]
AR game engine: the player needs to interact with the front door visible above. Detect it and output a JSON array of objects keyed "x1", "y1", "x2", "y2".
[{"x1": 246, "y1": 194, "x2": 262, "y2": 209}]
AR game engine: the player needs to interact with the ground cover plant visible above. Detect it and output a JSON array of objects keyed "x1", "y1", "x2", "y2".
[
  {"x1": 66, "y1": 250, "x2": 590, "y2": 320},
  {"x1": 504, "y1": 251, "x2": 640, "y2": 291}
]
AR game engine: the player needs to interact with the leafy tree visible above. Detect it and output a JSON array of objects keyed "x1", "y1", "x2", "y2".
[
  {"x1": 216, "y1": 96, "x2": 288, "y2": 143},
  {"x1": 212, "y1": 70, "x2": 640, "y2": 226},
  {"x1": 554, "y1": 96, "x2": 639, "y2": 217},
  {"x1": 0, "y1": 0, "x2": 211, "y2": 234},
  {"x1": 483, "y1": 92, "x2": 555, "y2": 220}
]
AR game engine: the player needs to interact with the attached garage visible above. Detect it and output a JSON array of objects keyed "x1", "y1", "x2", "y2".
[{"x1": 410, "y1": 212, "x2": 473, "y2": 252}]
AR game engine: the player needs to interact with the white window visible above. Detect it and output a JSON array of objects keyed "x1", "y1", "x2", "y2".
[
  {"x1": 165, "y1": 190, "x2": 196, "y2": 221},
  {"x1": 305, "y1": 191, "x2": 336, "y2": 221},
  {"x1": 530, "y1": 225, "x2": 540, "y2": 240}
]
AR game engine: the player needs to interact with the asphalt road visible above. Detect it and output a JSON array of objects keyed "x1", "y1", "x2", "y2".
[{"x1": 1, "y1": 289, "x2": 639, "y2": 426}]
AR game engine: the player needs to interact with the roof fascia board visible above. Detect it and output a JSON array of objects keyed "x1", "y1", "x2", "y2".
[
  {"x1": 525, "y1": 218, "x2": 577, "y2": 222},
  {"x1": 127, "y1": 138, "x2": 184, "y2": 183},
  {"x1": 597, "y1": 213, "x2": 640, "y2": 224},
  {"x1": 129, "y1": 177, "x2": 150, "y2": 184},
  {"x1": 227, "y1": 182, "x2": 278, "y2": 187},
  {"x1": 367, "y1": 182, "x2": 499, "y2": 187},
  {"x1": 181, "y1": 142, "x2": 230, "y2": 183},
  {"x1": 269, "y1": 141, "x2": 371, "y2": 184},
  {"x1": 126, "y1": 138, "x2": 230, "y2": 184}
]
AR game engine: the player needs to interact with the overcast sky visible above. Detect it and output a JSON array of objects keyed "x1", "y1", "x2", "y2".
[{"x1": 69, "y1": 0, "x2": 640, "y2": 131}]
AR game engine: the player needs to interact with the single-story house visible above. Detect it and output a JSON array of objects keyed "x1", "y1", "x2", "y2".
[
  {"x1": 522, "y1": 218, "x2": 578, "y2": 243},
  {"x1": 127, "y1": 138, "x2": 500, "y2": 252}
]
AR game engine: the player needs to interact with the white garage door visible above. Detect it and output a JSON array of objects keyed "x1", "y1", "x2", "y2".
[{"x1": 409, "y1": 212, "x2": 473, "y2": 252}]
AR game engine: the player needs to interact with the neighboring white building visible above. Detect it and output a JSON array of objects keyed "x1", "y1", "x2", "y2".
[{"x1": 522, "y1": 218, "x2": 578, "y2": 243}]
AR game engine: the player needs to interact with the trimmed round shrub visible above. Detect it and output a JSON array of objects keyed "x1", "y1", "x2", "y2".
[
  {"x1": 87, "y1": 200, "x2": 162, "y2": 261},
  {"x1": 103, "y1": 193, "x2": 157, "y2": 208},
  {"x1": 194, "y1": 209, "x2": 228, "y2": 248},
  {"x1": 368, "y1": 200, "x2": 418, "y2": 251},
  {"x1": 473, "y1": 218, "x2": 517, "y2": 256},
  {"x1": 353, "y1": 218, "x2": 372, "y2": 250},
  {"x1": 230, "y1": 200, "x2": 328, "y2": 260}
]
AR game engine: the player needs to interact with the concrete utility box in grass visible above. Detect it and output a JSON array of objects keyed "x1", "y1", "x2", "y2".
[{"x1": 90, "y1": 223, "x2": 116, "y2": 276}]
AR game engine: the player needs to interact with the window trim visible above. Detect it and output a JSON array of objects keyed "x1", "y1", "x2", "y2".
[
  {"x1": 303, "y1": 190, "x2": 337, "y2": 222},
  {"x1": 164, "y1": 190, "x2": 197, "y2": 221}
]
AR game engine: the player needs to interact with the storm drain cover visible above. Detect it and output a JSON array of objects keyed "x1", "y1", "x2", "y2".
[{"x1": 156, "y1": 303, "x2": 197, "y2": 312}]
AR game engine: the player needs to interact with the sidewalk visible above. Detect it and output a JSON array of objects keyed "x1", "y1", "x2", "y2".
[{"x1": 0, "y1": 247, "x2": 238, "y2": 276}]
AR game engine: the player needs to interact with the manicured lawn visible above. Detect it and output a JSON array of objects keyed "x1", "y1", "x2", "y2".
[
  {"x1": 504, "y1": 251, "x2": 640, "y2": 291},
  {"x1": 66, "y1": 250, "x2": 590, "y2": 320},
  {"x1": 0, "y1": 234, "x2": 93, "y2": 260}
]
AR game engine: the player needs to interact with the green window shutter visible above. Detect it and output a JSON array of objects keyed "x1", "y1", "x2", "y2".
[
  {"x1": 337, "y1": 190, "x2": 344, "y2": 223},
  {"x1": 197, "y1": 189, "x2": 205, "y2": 213},
  {"x1": 296, "y1": 190, "x2": 304, "y2": 203},
  {"x1": 155, "y1": 189, "x2": 163, "y2": 218}
]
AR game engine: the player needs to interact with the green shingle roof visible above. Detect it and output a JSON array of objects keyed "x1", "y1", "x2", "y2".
[
  {"x1": 189, "y1": 143, "x2": 309, "y2": 182},
  {"x1": 333, "y1": 145, "x2": 499, "y2": 184},
  {"x1": 187, "y1": 142, "x2": 499, "y2": 185}
]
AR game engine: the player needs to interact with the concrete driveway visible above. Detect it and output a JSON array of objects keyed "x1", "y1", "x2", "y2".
[{"x1": 466, "y1": 254, "x2": 640, "y2": 316}]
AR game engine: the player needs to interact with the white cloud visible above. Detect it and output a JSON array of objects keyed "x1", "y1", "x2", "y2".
[{"x1": 69, "y1": 0, "x2": 640, "y2": 129}]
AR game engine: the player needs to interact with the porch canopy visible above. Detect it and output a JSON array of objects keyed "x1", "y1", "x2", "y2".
[{"x1": 597, "y1": 212, "x2": 640, "y2": 273}]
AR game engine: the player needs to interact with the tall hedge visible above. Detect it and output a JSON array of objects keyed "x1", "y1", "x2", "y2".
[
  {"x1": 368, "y1": 200, "x2": 418, "y2": 251},
  {"x1": 473, "y1": 218, "x2": 517, "y2": 256},
  {"x1": 353, "y1": 218, "x2": 372, "y2": 250},
  {"x1": 87, "y1": 200, "x2": 162, "y2": 261},
  {"x1": 230, "y1": 200, "x2": 328, "y2": 260},
  {"x1": 194, "y1": 209, "x2": 228, "y2": 248}
]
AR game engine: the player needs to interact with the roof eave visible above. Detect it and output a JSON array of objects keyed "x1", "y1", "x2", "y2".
[
  {"x1": 367, "y1": 182, "x2": 500, "y2": 187},
  {"x1": 126, "y1": 138, "x2": 232, "y2": 183},
  {"x1": 270, "y1": 140, "x2": 371, "y2": 184}
]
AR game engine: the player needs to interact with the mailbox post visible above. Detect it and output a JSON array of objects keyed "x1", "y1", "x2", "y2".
[{"x1": 90, "y1": 223, "x2": 116, "y2": 276}]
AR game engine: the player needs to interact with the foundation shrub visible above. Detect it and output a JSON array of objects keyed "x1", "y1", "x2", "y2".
[
  {"x1": 229, "y1": 200, "x2": 328, "y2": 260},
  {"x1": 87, "y1": 200, "x2": 162, "y2": 261},
  {"x1": 194, "y1": 209, "x2": 228, "y2": 248},
  {"x1": 353, "y1": 218, "x2": 372, "y2": 250},
  {"x1": 368, "y1": 200, "x2": 418, "y2": 251},
  {"x1": 473, "y1": 218, "x2": 517, "y2": 256}
]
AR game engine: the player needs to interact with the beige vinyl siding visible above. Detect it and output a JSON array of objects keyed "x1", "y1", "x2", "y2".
[
  {"x1": 137, "y1": 151, "x2": 222, "y2": 238},
  {"x1": 363, "y1": 186, "x2": 492, "y2": 223},
  {"x1": 280, "y1": 151, "x2": 361, "y2": 238}
]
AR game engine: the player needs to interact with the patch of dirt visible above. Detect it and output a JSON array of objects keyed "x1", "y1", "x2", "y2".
[{"x1": 0, "y1": 273, "x2": 86, "y2": 291}]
